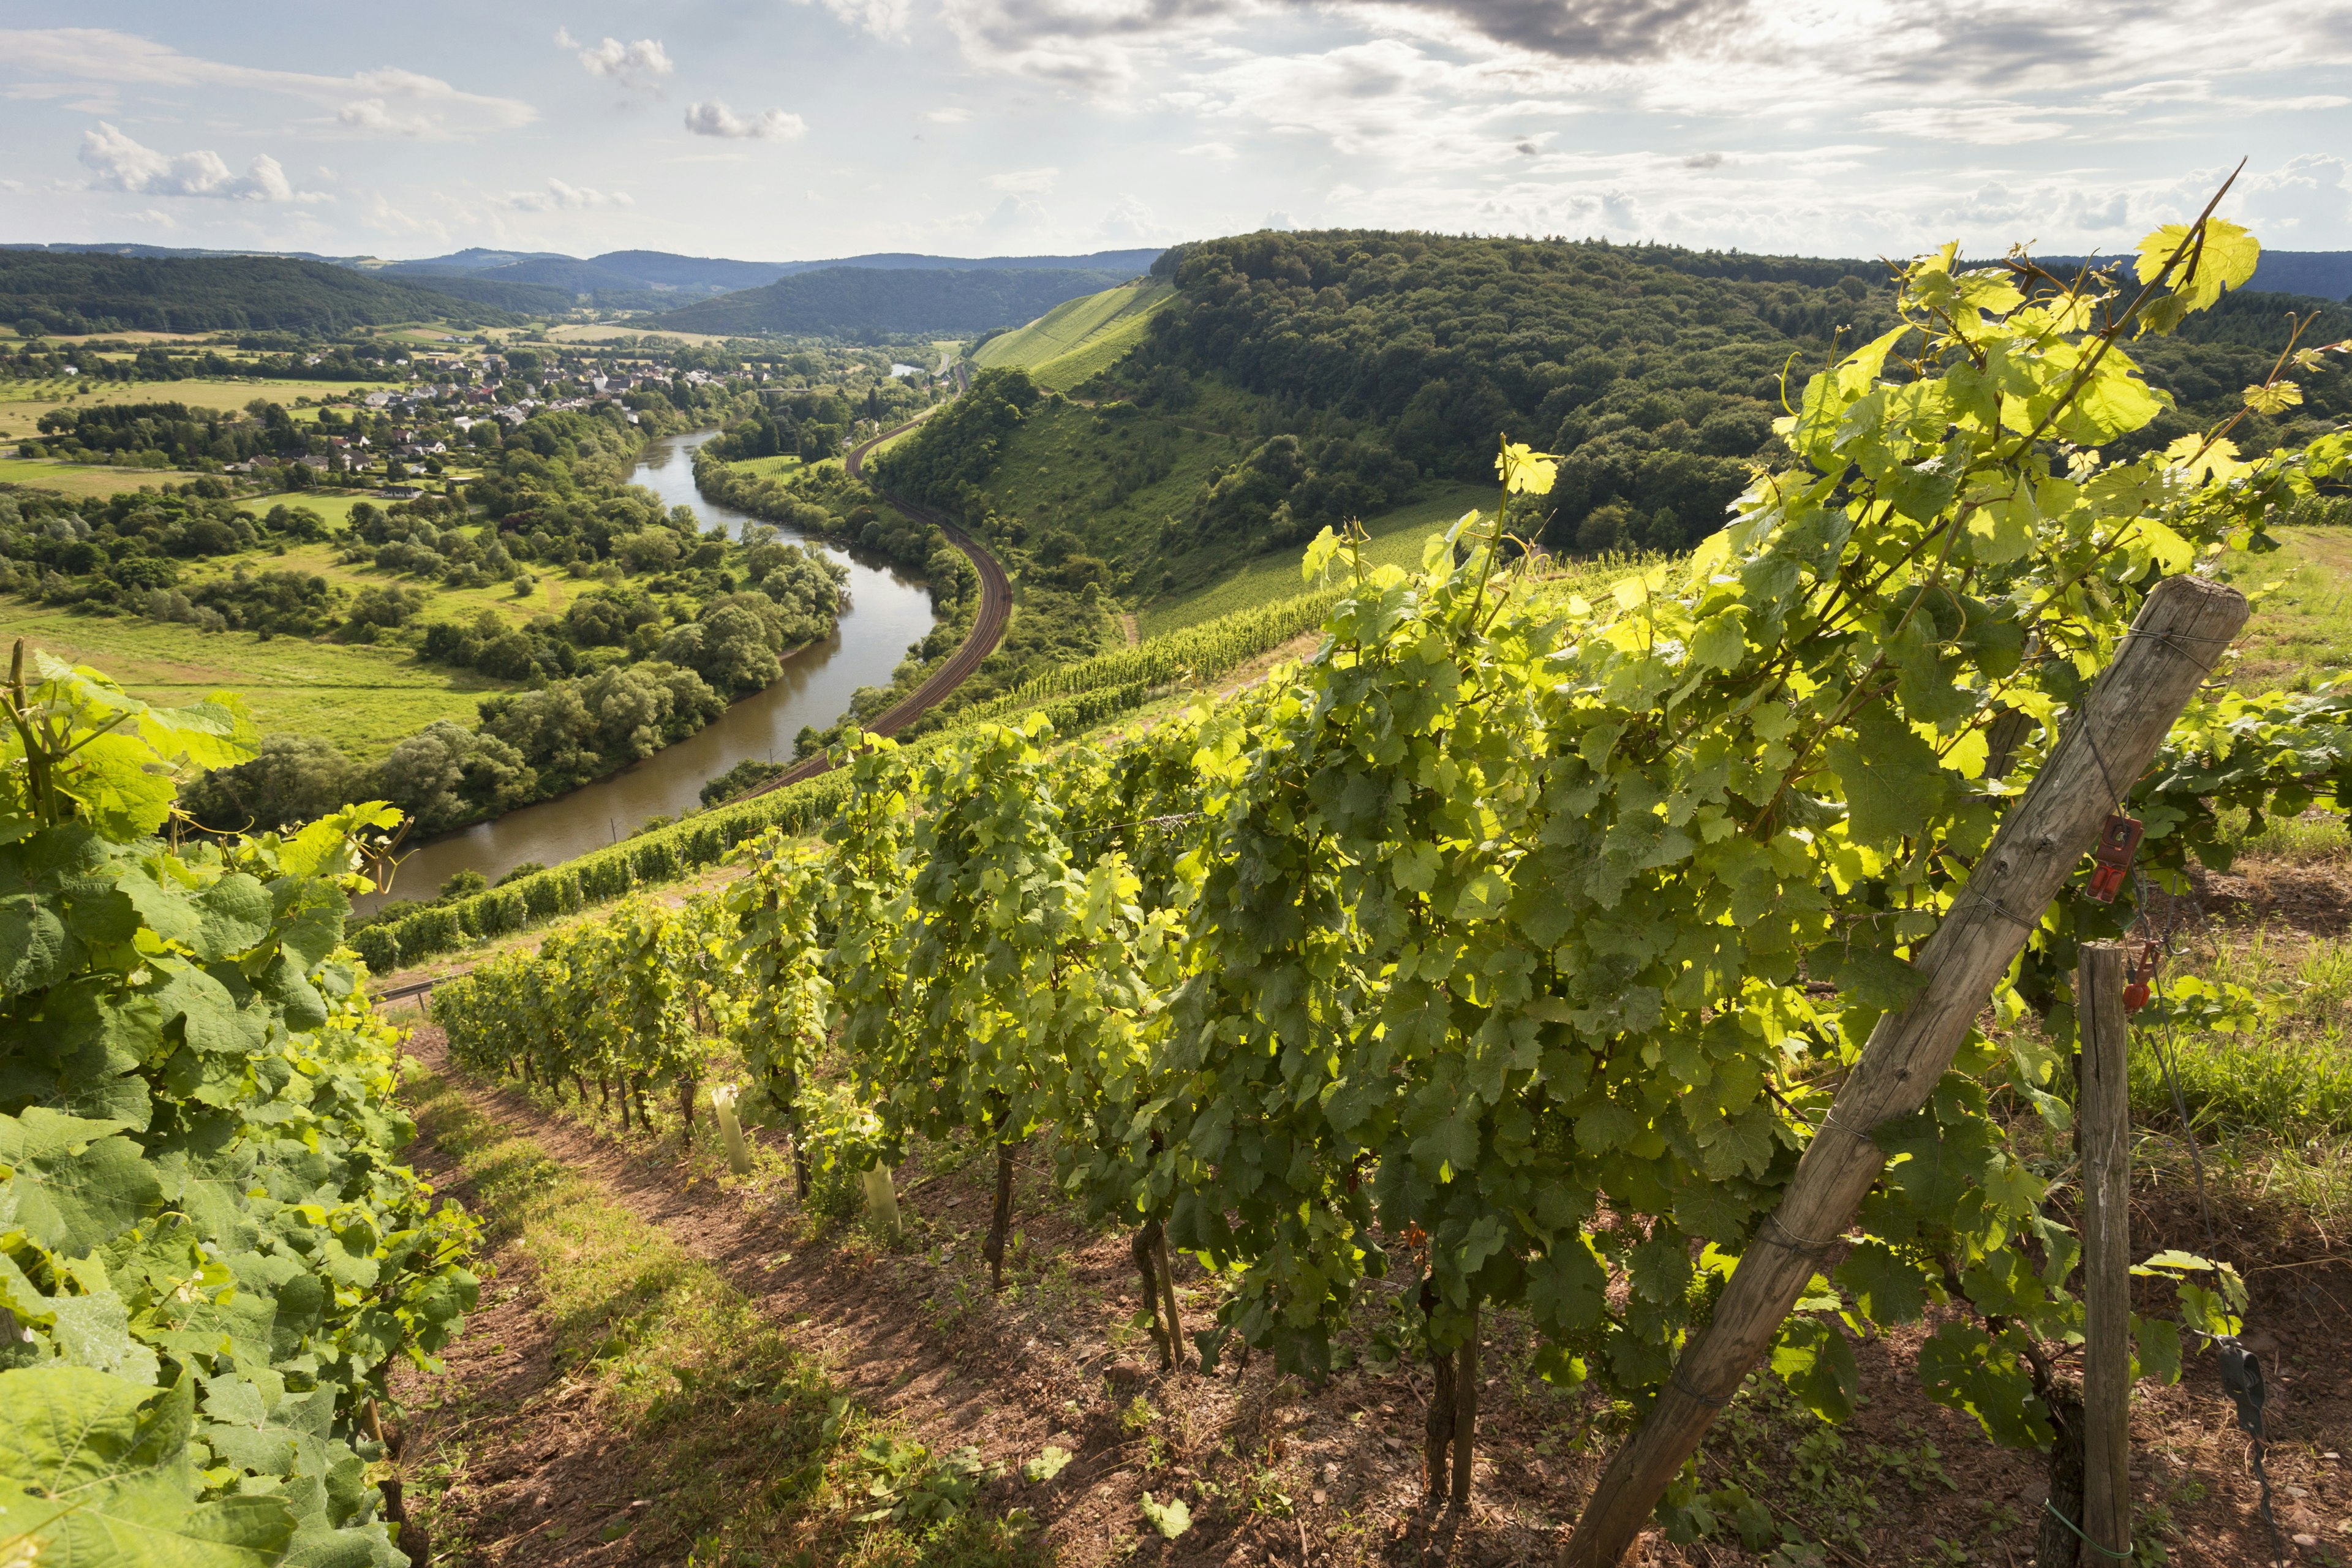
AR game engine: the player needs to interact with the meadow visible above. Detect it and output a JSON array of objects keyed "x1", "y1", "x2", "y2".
[
  {"x1": 0, "y1": 600, "x2": 507, "y2": 755},
  {"x1": 1137, "y1": 480, "x2": 1494, "y2": 635}
]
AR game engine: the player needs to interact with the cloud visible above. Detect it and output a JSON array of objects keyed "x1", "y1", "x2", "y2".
[
  {"x1": 1683, "y1": 151, "x2": 1725, "y2": 169},
  {"x1": 1264, "y1": 209, "x2": 1296, "y2": 230},
  {"x1": 0, "y1": 28, "x2": 534, "y2": 137},
  {"x1": 558, "y1": 31, "x2": 675, "y2": 91},
  {"x1": 989, "y1": 166, "x2": 1060, "y2": 194},
  {"x1": 924, "y1": 106, "x2": 974, "y2": 123},
  {"x1": 496, "y1": 178, "x2": 633, "y2": 211},
  {"x1": 78, "y1": 121, "x2": 306, "y2": 202},
  {"x1": 795, "y1": 0, "x2": 918, "y2": 41},
  {"x1": 1360, "y1": 0, "x2": 1753, "y2": 60},
  {"x1": 981, "y1": 193, "x2": 1048, "y2": 233},
  {"x1": 683, "y1": 101, "x2": 806, "y2": 138},
  {"x1": 1099, "y1": 194, "x2": 1156, "y2": 239}
]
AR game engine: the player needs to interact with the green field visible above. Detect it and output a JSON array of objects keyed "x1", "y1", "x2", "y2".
[
  {"x1": 1138, "y1": 482, "x2": 1494, "y2": 636},
  {"x1": 0, "y1": 604, "x2": 509, "y2": 756},
  {"x1": 971, "y1": 281, "x2": 1172, "y2": 391},
  {"x1": 0, "y1": 457, "x2": 211, "y2": 497},
  {"x1": 2230, "y1": 523, "x2": 2352, "y2": 691},
  {"x1": 0, "y1": 375, "x2": 404, "y2": 439},
  {"x1": 728, "y1": 453, "x2": 807, "y2": 480}
]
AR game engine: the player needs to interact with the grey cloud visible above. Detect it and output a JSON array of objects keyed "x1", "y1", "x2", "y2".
[{"x1": 1366, "y1": 0, "x2": 1752, "y2": 59}]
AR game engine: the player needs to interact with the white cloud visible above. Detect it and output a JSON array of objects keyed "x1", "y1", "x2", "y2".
[
  {"x1": 1099, "y1": 194, "x2": 1156, "y2": 239},
  {"x1": 988, "y1": 166, "x2": 1059, "y2": 194},
  {"x1": 560, "y1": 32, "x2": 675, "y2": 92},
  {"x1": 496, "y1": 178, "x2": 633, "y2": 211},
  {"x1": 924, "y1": 106, "x2": 973, "y2": 123},
  {"x1": 0, "y1": 28, "x2": 534, "y2": 138},
  {"x1": 684, "y1": 101, "x2": 807, "y2": 138},
  {"x1": 981, "y1": 193, "x2": 1047, "y2": 233},
  {"x1": 78, "y1": 121, "x2": 307, "y2": 202},
  {"x1": 794, "y1": 0, "x2": 917, "y2": 42}
]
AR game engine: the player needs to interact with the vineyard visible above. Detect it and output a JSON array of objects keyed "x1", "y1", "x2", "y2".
[
  {"x1": 410, "y1": 216, "x2": 2352, "y2": 1564},
  {"x1": 11, "y1": 206, "x2": 2352, "y2": 1568}
]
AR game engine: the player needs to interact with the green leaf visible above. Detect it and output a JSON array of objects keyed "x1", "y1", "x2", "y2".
[
  {"x1": 1139, "y1": 1492, "x2": 1191, "y2": 1539},
  {"x1": 1768, "y1": 1316, "x2": 1858, "y2": 1423},
  {"x1": 1022, "y1": 1445, "x2": 1072, "y2": 1483},
  {"x1": 1835, "y1": 1241, "x2": 1928, "y2": 1326},
  {"x1": 0, "y1": 1108, "x2": 160, "y2": 1254},
  {"x1": 0, "y1": 1368, "x2": 296, "y2": 1567},
  {"x1": 2136, "y1": 218, "x2": 2259, "y2": 312},
  {"x1": 1825, "y1": 710, "x2": 1949, "y2": 848}
]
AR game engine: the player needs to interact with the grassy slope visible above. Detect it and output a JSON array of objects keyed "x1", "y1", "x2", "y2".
[
  {"x1": 1137, "y1": 481, "x2": 1494, "y2": 636},
  {"x1": 0, "y1": 603, "x2": 507, "y2": 755},
  {"x1": 0, "y1": 376, "x2": 404, "y2": 438},
  {"x1": 2231, "y1": 523, "x2": 2352, "y2": 692},
  {"x1": 970, "y1": 281, "x2": 1172, "y2": 393}
]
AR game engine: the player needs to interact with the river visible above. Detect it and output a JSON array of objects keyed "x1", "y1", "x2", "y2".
[{"x1": 361, "y1": 429, "x2": 935, "y2": 908}]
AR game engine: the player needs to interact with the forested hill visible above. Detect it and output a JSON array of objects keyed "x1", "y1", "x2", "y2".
[
  {"x1": 654, "y1": 265, "x2": 1133, "y2": 336},
  {"x1": 0, "y1": 250, "x2": 511, "y2": 334},
  {"x1": 872, "y1": 231, "x2": 2350, "y2": 614},
  {"x1": 1105, "y1": 230, "x2": 2351, "y2": 559}
]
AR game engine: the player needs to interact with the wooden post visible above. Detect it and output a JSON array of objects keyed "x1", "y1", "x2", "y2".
[
  {"x1": 2078, "y1": 941, "x2": 2134, "y2": 1557},
  {"x1": 1561, "y1": 573, "x2": 2246, "y2": 1567},
  {"x1": 1450, "y1": 1305, "x2": 1480, "y2": 1513}
]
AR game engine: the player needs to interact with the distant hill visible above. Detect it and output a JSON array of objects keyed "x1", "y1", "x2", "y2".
[
  {"x1": 2250, "y1": 251, "x2": 2352, "y2": 300},
  {"x1": 375, "y1": 246, "x2": 1165, "y2": 304},
  {"x1": 0, "y1": 250, "x2": 510, "y2": 334},
  {"x1": 652, "y1": 265, "x2": 1135, "y2": 336}
]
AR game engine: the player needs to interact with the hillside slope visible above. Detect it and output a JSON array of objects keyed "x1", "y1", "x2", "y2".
[
  {"x1": 877, "y1": 232, "x2": 2352, "y2": 622},
  {"x1": 970, "y1": 279, "x2": 1174, "y2": 390},
  {"x1": 654, "y1": 265, "x2": 1131, "y2": 336},
  {"x1": 0, "y1": 251, "x2": 507, "y2": 333}
]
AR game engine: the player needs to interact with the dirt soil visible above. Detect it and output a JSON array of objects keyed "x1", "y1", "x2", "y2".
[{"x1": 387, "y1": 1012, "x2": 2352, "y2": 1568}]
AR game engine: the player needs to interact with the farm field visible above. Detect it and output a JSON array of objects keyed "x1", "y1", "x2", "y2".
[
  {"x1": 728, "y1": 452, "x2": 807, "y2": 480},
  {"x1": 0, "y1": 602, "x2": 509, "y2": 755},
  {"x1": 0, "y1": 456, "x2": 211, "y2": 496},
  {"x1": 0, "y1": 374, "x2": 402, "y2": 438}
]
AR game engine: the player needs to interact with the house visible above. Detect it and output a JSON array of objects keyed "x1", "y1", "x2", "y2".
[{"x1": 376, "y1": 484, "x2": 425, "y2": 500}]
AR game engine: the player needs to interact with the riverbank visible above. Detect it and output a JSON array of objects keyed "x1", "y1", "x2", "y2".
[{"x1": 358, "y1": 426, "x2": 944, "y2": 904}]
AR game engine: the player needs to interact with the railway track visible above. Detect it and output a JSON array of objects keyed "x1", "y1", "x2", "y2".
[{"x1": 731, "y1": 407, "x2": 1011, "y2": 797}]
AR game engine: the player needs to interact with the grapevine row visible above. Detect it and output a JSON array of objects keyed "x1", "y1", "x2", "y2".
[
  {"x1": 2, "y1": 652, "x2": 479, "y2": 1568},
  {"x1": 432, "y1": 216, "x2": 2352, "y2": 1545}
]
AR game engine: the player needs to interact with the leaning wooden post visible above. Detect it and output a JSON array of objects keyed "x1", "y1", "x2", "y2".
[
  {"x1": 1560, "y1": 574, "x2": 2245, "y2": 1567},
  {"x1": 2078, "y1": 941, "x2": 2135, "y2": 1558}
]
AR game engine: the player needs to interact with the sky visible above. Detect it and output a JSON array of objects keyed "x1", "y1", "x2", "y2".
[{"x1": 2, "y1": 1, "x2": 2350, "y2": 265}]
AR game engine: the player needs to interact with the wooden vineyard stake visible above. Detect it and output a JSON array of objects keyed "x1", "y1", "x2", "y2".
[
  {"x1": 1560, "y1": 573, "x2": 2248, "y2": 1567},
  {"x1": 2078, "y1": 941, "x2": 2135, "y2": 1559}
]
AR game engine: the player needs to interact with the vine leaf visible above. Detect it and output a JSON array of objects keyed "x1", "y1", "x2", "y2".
[{"x1": 0, "y1": 1368, "x2": 297, "y2": 1567}]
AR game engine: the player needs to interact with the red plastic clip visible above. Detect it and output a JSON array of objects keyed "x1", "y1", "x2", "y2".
[
  {"x1": 2123, "y1": 938, "x2": 2160, "y2": 1013},
  {"x1": 2087, "y1": 813, "x2": 2144, "y2": 903}
]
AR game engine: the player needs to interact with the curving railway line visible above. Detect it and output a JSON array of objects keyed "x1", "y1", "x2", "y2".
[{"x1": 730, "y1": 406, "x2": 1011, "y2": 797}]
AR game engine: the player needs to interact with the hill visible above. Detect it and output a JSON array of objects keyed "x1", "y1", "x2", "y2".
[
  {"x1": 877, "y1": 231, "x2": 2352, "y2": 621},
  {"x1": 2252, "y1": 250, "x2": 2352, "y2": 299},
  {"x1": 0, "y1": 250, "x2": 511, "y2": 334},
  {"x1": 970, "y1": 279, "x2": 1175, "y2": 390},
  {"x1": 653, "y1": 265, "x2": 1134, "y2": 336}
]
